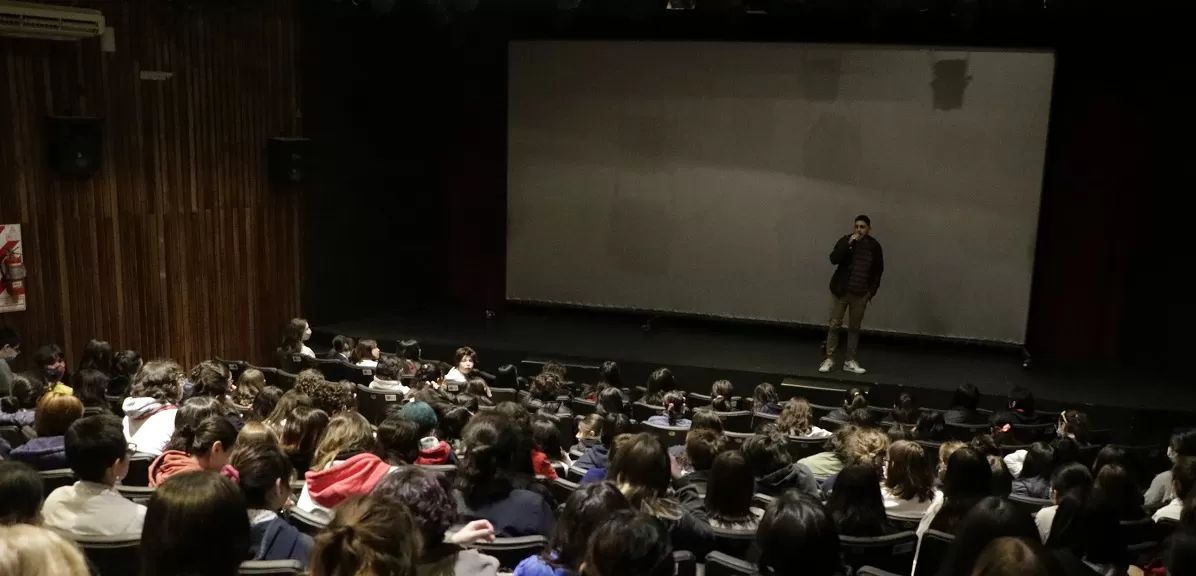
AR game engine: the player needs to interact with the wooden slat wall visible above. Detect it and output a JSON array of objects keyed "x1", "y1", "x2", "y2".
[{"x1": 0, "y1": 0, "x2": 303, "y2": 369}]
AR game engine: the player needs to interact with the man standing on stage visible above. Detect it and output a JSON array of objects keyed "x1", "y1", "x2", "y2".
[{"x1": 820, "y1": 215, "x2": 884, "y2": 375}]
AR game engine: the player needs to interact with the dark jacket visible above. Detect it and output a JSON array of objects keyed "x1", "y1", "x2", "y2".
[
  {"x1": 755, "y1": 462, "x2": 821, "y2": 500},
  {"x1": 10, "y1": 435, "x2": 67, "y2": 470},
  {"x1": 674, "y1": 469, "x2": 710, "y2": 495},
  {"x1": 661, "y1": 483, "x2": 718, "y2": 559},
  {"x1": 456, "y1": 488, "x2": 556, "y2": 538},
  {"x1": 574, "y1": 444, "x2": 609, "y2": 470},
  {"x1": 944, "y1": 407, "x2": 985, "y2": 425},
  {"x1": 828, "y1": 234, "x2": 884, "y2": 297},
  {"x1": 250, "y1": 516, "x2": 315, "y2": 566}
]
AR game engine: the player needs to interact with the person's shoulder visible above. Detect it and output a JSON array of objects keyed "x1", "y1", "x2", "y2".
[
  {"x1": 514, "y1": 554, "x2": 553, "y2": 576},
  {"x1": 42, "y1": 483, "x2": 77, "y2": 504}
]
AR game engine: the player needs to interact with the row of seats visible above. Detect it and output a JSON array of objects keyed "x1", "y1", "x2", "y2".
[{"x1": 49, "y1": 532, "x2": 304, "y2": 576}]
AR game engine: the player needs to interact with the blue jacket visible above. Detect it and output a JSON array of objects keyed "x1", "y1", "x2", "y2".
[
  {"x1": 580, "y1": 467, "x2": 607, "y2": 484},
  {"x1": 250, "y1": 516, "x2": 314, "y2": 566},
  {"x1": 10, "y1": 435, "x2": 67, "y2": 470},
  {"x1": 574, "y1": 444, "x2": 609, "y2": 470},
  {"x1": 514, "y1": 553, "x2": 576, "y2": 576},
  {"x1": 457, "y1": 488, "x2": 556, "y2": 538}
]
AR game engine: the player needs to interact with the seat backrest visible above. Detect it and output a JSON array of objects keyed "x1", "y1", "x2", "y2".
[
  {"x1": 1119, "y1": 517, "x2": 1157, "y2": 546},
  {"x1": 549, "y1": 477, "x2": 579, "y2": 505},
  {"x1": 307, "y1": 357, "x2": 347, "y2": 382},
  {"x1": 474, "y1": 535, "x2": 549, "y2": 570},
  {"x1": 39, "y1": 469, "x2": 76, "y2": 493},
  {"x1": 785, "y1": 436, "x2": 828, "y2": 461},
  {"x1": 277, "y1": 353, "x2": 305, "y2": 376},
  {"x1": 857, "y1": 567, "x2": 905, "y2": 576},
  {"x1": 0, "y1": 424, "x2": 24, "y2": 448},
  {"x1": 724, "y1": 431, "x2": 755, "y2": 447},
  {"x1": 819, "y1": 417, "x2": 847, "y2": 432},
  {"x1": 632, "y1": 401, "x2": 661, "y2": 423},
  {"x1": 342, "y1": 363, "x2": 375, "y2": 386},
  {"x1": 640, "y1": 419, "x2": 690, "y2": 448},
  {"x1": 674, "y1": 550, "x2": 697, "y2": 576},
  {"x1": 752, "y1": 411, "x2": 779, "y2": 431},
  {"x1": 570, "y1": 397, "x2": 597, "y2": 416},
  {"x1": 69, "y1": 534, "x2": 141, "y2": 576},
  {"x1": 715, "y1": 411, "x2": 753, "y2": 434},
  {"x1": 566, "y1": 465, "x2": 588, "y2": 482},
  {"x1": 839, "y1": 531, "x2": 917, "y2": 575},
  {"x1": 490, "y1": 387, "x2": 518, "y2": 404},
  {"x1": 543, "y1": 413, "x2": 575, "y2": 444},
  {"x1": 287, "y1": 507, "x2": 331, "y2": 535},
  {"x1": 122, "y1": 452, "x2": 156, "y2": 486},
  {"x1": 354, "y1": 385, "x2": 402, "y2": 425},
  {"x1": 1010, "y1": 422, "x2": 1055, "y2": 443},
  {"x1": 214, "y1": 358, "x2": 249, "y2": 380},
  {"x1": 1007, "y1": 494, "x2": 1052, "y2": 517},
  {"x1": 944, "y1": 422, "x2": 990, "y2": 442},
  {"x1": 117, "y1": 485, "x2": 155, "y2": 504},
  {"x1": 273, "y1": 370, "x2": 297, "y2": 391},
  {"x1": 709, "y1": 525, "x2": 757, "y2": 560},
  {"x1": 239, "y1": 559, "x2": 305, "y2": 575},
  {"x1": 704, "y1": 551, "x2": 758, "y2": 576},
  {"x1": 913, "y1": 530, "x2": 954, "y2": 576}
]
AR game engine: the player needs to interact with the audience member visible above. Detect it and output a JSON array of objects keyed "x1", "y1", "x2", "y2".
[
  {"x1": 775, "y1": 397, "x2": 832, "y2": 438},
  {"x1": 1056, "y1": 410, "x2": 1090, "y2": 445},
  {"x1": 1147, "y1": 429, "x2": 1196, "y2": 507},
  {"x1": 751, "y1": 382, "x2": 782, "y2": 415},
  {"x1": 456, "y1": 412, "x2": 555, "y2": 536},
  {"x1": 969, "y1": 537, "x2": 1059, "y2": 576},
  {"x1": 743, "y1": 430, "x2": 820, "y2": 499},
  {"x1": 920, "y1": 447, "x2": 991, "y2": 535},
  {"x1": 609, "y1": 433, "x2": 713, "y2": 555},
  {"x1": 236, "y1": 420, "x2": 280, "y2": 447},
  {"x1": 11, "y1": 393, "x2": 83, "y2": 470},
  {"x1": 78, "y1": 339, "x2": 114, "y2": 375},
  {"x1": 1012, "y1": 442, "x2": 1055, "y2": 499},
  {"x1": 232, "y1": 368, "x2": 266, "y2": 407},
  {"x1": 0, "y1": 460, "x2": 42, "y2": 525},
  {"x1": 596, "y1": 386, "x2": 624, "y2": 416},
  {"x1": 945, "y1": 383, "x2": 985, "y2": 425},
  {"x1": 0, "y1": 524, "x2": 91, "y2": 576},
  {"x1": 248, "y1": 385, "x2": 283, "y2": 423},
  {"x1": 646, "y1": 390, "x2": 690, "y2": 428},
  {"x1": 148, "y1": 414, "x2": 238, "y2": 487},
  {"x1": 122, "y1": 360, "x2": 184, "y2": 455},
  {"x1": 674, "y1": 428, "x2": 726, "y2": 494},
  {"x1": 1093, "y1": 463, "x2": 1148, "y2": 521},
  {"x1": 376, "y1": 416, "x2": 420, "y2": 465},
  {"x1": 1090, "y1": 445, "x2": 1128, "y2": 477},
  {"x1": 708, "y1": 379, "x2": 734, "y2": 411},
  {"x1": 581, "y1": 432, "x2": 635, "y2": 485},
  {"x1": 297, "y1": 412, "x2": 390, "y2": 520},
  {"x1": 308, "y1": 493, "x2": 421, "y2": 576},
  {"x1": 1166, "y1": 527, "x2": 1196, "y2": 576},
  {"x1": 263, "y1": 389, "x2": 312, "y2": 431},
  {"x1": 141, "y1": 471, "x2": 251, "y2": 576},
  {"x1": 532, "y1": 416, "x2": 570, "y2": 479},
  {"x1": 1155, "y1": 456, "x2": 1196, "y2": 522},
  {"x1": 188, "y1": 360, "x2": 244, "y2": 430},
  {"x1": 280, "y1": 405, "x2": 329, "y2": 472},
  {"x1": 889, "y1": 392, "x2": 919, "y2": 426},
  {"x1": 277, "y1": 317, "x2": 315, "y2": 359},
  {"x1": 516, "y1": 482, "x2": 630, "y2": 576},
  {"x1": 988, "y1": 454, "x2": 1014, "y2": 497},
  {"x1": 757, "y1": 492, "x2": 849, "y2": 576},
  {"x1": 642, "y1": 367, "x2": 675, "y2": 406},
  {"x1": 935, "y1": 497, "x2": 1043, "y2": 576},
  {"x1": 401, "y1": 400, "x2": 455, "y2": 465},
  {"x1": 309, "y1": 379, "x2": 356, "y2": 416},
  {"x1": 817, "y1": 426, "x2": 891, "y2": 494},
  {"x1": 882, "y1": 440, "x2": 940, "y2": 518},
  {"x1": 575, "y1": 412, "x2": 631, "y2": 472},
  {"x1": 42, "y1": 415, "x2": 145, "y2": 536},
  {"x1": 572, "y1": 413, "x2": 603, "y2": 454},
  {"x1": 700, "y1": 450, "x2": 759, "y2": 529},
  {"x1": 325, "y1": 334, "x2": 354, "y2": 362},
  {"x1": 1044, "y1": 466, "x2": 1126, "y2": 574},
  {"x1": 827, "y1": 388, "x2": 868, "y2": 422},
  {"x1": 445, "y1": 346, "x2": 477, "y2": 382},
  {"x1": 994, "y1": 386, "x2": 1038, "y2": 426},
  {"x1": 526, "y1": 372, "x2": 571, "y2": 417},
  {"x1": 462, "y1": 377, "x2": 495, "y2": 408},
  {"x1": 71, "y1": 368, "x2": 110, "y2": 416},
  {"x1": 113, "y1": 349, "x2": 144, "y2": 390},
  {"x1": 411, "y1": 362, "x2": 446, "y2": 393},
  {"x1": 1035, "y1": 462, "x2": 1091, "y2": 540},
  {"x1": 369, "y1": 355, "x2": 408, "y2": 393},
  {"x1": 31, "y1": 344, "x2": 69, "y2": 395},
  {"x1": 584, "y1": 360, "x2": 623, "y2": 399},
  {"x1": 0, "y1": 373, "x2": 37, "y2": 427},
  {"x1": 798, "y1": 425, "x2": 856, "y2": 480},
  {"x1": 582, "y1": 510, "x2": 674, "y2": 576},
  {"x1": 937, "y1": 440, "x2": 967, "y2": 481},
  {"x1": 827, "y1": 463, "x2": 894, "y2": 536},
  {"x1": 350, "y1": 338, "x2": 380, "y2": 368},
  {"x1": 912, "y1": 411, "x2": 949, "y2": 442},
  {"x1": 228, "y1": 442, "x2": 314, "y2": 565}
]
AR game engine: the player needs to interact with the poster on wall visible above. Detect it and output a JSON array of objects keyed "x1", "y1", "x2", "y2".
[{"x1": 0, "y1": 224, "x2": 27, "y2": 313}]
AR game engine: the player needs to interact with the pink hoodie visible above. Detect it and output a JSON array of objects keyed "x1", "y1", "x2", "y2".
[{"x1": 305, "y1": 453, "x2": 392, "y2": 508}]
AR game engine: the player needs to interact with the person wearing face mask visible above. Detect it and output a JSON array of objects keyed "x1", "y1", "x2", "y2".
[
  {"x1": 1147, "y1": 430, "x2": 1196, "y2": 507},
  {"x1": 31, "y1": 344, "x2": 70, "y2": 396}
]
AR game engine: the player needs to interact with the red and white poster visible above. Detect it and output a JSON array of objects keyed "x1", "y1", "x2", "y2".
[{"x1": 0, "y1": 224, "x2": 27, "y2": 313}]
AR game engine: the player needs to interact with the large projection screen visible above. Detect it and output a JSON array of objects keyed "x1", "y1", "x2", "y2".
[{"x1": 506, "y1": 41, "x2": 1055, "y2": 344}]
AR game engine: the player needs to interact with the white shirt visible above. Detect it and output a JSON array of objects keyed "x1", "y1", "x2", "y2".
[
  {"x1": 41, "y1": 481, "x2": 147, "y2": 537},
  {"x1": 1153, "y1": 498, "x2": 1183, "y2": 523},
  {"x1": 1004, "y1": 450, "x2": 1027, "y2": 478},
  {"x1": 369, "y1": 378, "x2": 409, "y2": 394},
  {"x1": 1035, "y1": 505, "x2": 1057, "y2": 542},
  {"x1": 121, "y1": 401, "x2": 177, "y2": 456},
  {"x1": 356, "y1": 359, "x2": 377, "y2": 368},
  {"x1": 445, "y1": 367, "x2": 468, "y2": 382},
  {"x1": 916, "y1": 494, "x2": 943, "y2": 537},
  {"x1": 301, "y1": 345, "x2": 315, "y2": 358},
  {"x1": 881, "y1": 485, "x2": 942, "y2": 519}
]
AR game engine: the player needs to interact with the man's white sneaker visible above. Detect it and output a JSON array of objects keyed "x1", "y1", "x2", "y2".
[
  {"x1": 843, "y1": 360, "x2": 867, "y2": 374},
  {"x1": 818, "y1": 359, "x2": 835, "y2": 373}
]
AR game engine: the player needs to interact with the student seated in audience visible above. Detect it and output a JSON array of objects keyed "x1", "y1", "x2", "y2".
[
  {"x1": 112, "y1": 349, "x2": 143, "y2": 394},
  {"x1": 188, "y1": 360, "x2": 245, "y2": 430},
  {"x1": 122, "y1": 360, "x2": 184, "y2": 455},
  {"x1": 646, "y1": 390, "x2": 690, "y2": 428},
  {"x1": 11, "y1": 393, "x2": 82, "y2": 470},
  {"x1": 1043, "y1": 467, "x2": 1127, "y2": 575},
  {"x1": 609, "y1": 433, "x2": 713, "y2": 557},
  {"x1": 919, "y1": 447, "x2": 992, "y2": 536},
  {"x1": 936, "y1": 440, "x2": 966, "y2": 482},
  {"x1": 945, "y1": 383, "x2": 986, "y2": 425},
  {"x1": 532, "y1": 416, "x2": 570, "y2": 479},
  {"x1": 989, "y1": 454, "x2": 1014, "y2": 497},
  {"x1": 462, "y1": 377, "x2": 495, "y2": 407},
  {"x1": 148, "y1": 414, "x2": 238, "y2": 486},
  {"x1": 0, "y1": 524, "x2": 91, "y2": 576},
  {"x1": 743, "y1": 430, "x2": 821, "y2": 499},
  {"x1": 1056, "y1": 409, "x2": 1090, "y2": 445},
  {"x1": 400, "y1": 400, "x2": 455, "y2": 465},
  {"x1": 515, "y1": 482, "x2": 630, "y2": 576},
  {"x1": 374, "y1": 467, "x2": 500, "y2": 576},
  {"x1": 232, "y1": 368, "x2": 266, "y2": 408},
  {"x1": 410, "y1": 362, "x2": 446, "y2": 394},
  {"x1": 525, "y1": 372, "x2": 571, "y2": 417},
  {"x1": 296, "y1": 412, "x2": 393, "y2": 520},
  {"x1": 698, "y1": 450, "x2": 760, "y2": 530},
  {"x1": 994, "y1": 386, "x2": 1039, "y2": 426},
  {"x1": 141, "y1": 472, "x2": 251, "y2": 576},
  {"x1": 264, "y1": 388, "x2": 312, "y2": 431},
  {"x1": 827, "y1": 387, "x2": 868, "y2": 422},
  {"x1": 1148, "y1": 430, "x2": 1196, "y2": 507},
  {"x1": 827, "y1": 463, "x2": 895, "y2": 536},
  {"x1": 886, "y1": 392, "x2": 919, "y2": 426},
  {"x1": 41, "y1": 415, "x2": 145, "y2": 536},
  {"x1": 1091, "y1": 445, "x2": 1128, "y2": 477},
  {"x1": 0, "y1": 373, "x2": 37, "y2": 427},
  {"x1": 751, "y1": 382, "x2": 782, "y2": 415},
  {"x1": 350, "y1": 338, "x2": 380, "y2": 368},
  {"x1": 708, "y1": 379, "x2": 734, "y2": 411},
  {"x1": 237, "y1": 420, "x2": 279, "y2": 446},
  {"x1": 280, "y1": 405, "x2": 328, "y2": 472},
  {"x1": 1034, "y1": 462, "x2": 1091, "y2": 540},
  {"x1": 376, "y1": 416, "x2": 420, "y2": 465},
  {"x1": 248, "y1": 385, "x2": 283, "y2": 423},
  {"x1": 1155, "y1": 456, "x2": 1196, "y2": 523},
  {"x1": 395, "y1": 339, "x2": 421, "y2": 375},
  {"x1": 324, "y1": 334, "x2": 353, "y2": 362},
  {"x1": 32, "y1": 344, "x2": 69, "y2": 396},
  {"x1": 445, "y1": 346, "x2": 477, "y2": 383},
  {"x1": 575, "y1": 412, "x2": 631, "y2": 472},
  {"x1": 935, "y1": 497, "x2": 1046, "y2": 576},
  {"x1": 775, "y1": 397, "x2": 832, "y2": 439},
  {"x1": 757, "y1": 492, "x2": 850, "y2": 576},
  {"x1": 227, "y1": 442, "x2": 314, "y2": 566},
  {"x1": 881, "y1": 440, "x2": 941, "y2": 518},
  {"x1": 582, "y1": 360, "x2": 622, "y2": 399},
  {"x1": 368, "y1": 354, "x2": 408, "y2": 393},
  {"x1": 277, "y1": 317, "x2": 316, "y2": 359},
  {"x1": 71, "y1": 368, "x2": 111, "y2": 416},
  {"x1": 308, "y1": 379, "x2": 356, "y2": 417},
  {"x1": 798, "y1": 425, "x2": 857, "y2": 481},
  {"x1": 0, "y1": 460, "x2": 43, "y2": 525},
  {"x1": 572, "y1": 413, "x2": 603, "y2": 454},
  {"x1": 580, "y1": 432, "x2": 634, "y2": 485},
  {"x1": 1093, "y1": 463, "x2": 1148, "y2": 522},
  {"x1": 1012, "y1": 442, "x2": 1055, "y2": 499},
  {"x1": 642, "y1": 367, "x2": 675, "y2": 406},
  {"x1": 308, "y1": 493, "x2": 421, "y2": 576},
  {"x1": 819, "y1": 426, "x2": 891, "y2": 495},
  {"x1": 911, "y1": 411, "x2": 949, "y2": 442},
  {"x1": 674, "y1": 428, "x2": 726, "y2": 494},
  {"x1": 583, "y1": 510, "x2": 675, "y2": 576},
  {"x1": 455, "y1": 412, "x2": 556, "y2": 537},
  {"x1": 595, "y1": 386, "x2": 624, "y2": 416}
]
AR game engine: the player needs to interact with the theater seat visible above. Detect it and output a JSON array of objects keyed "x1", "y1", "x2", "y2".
[
  {"x1": 239, "y1": 559, "x2": 304, "y2": 575},
  {"x1": 474, "y1": 535, "x2": 548, "y2": 570},
  {"x1": 0, "y1": 425, "x2": 24, "y2": 448},
  {"x1": 674, "y1": 550, "x2": 697, "y2": 576},
  {"x1": 641, "y1": 419, "x2": 689, "y2": 448},
  {"x1": 913, "y1": 530, "x2": 953, "y2": 576},
  {"x1": 341, "y1": 364, "x2": 375, "y2": 387},
  {"x1": 944, "y1": 422, "x2": 989, "y2": 442},
  {"x1": 858, "y1": 568, "x2": 905, "y2": 576},
  {"x1": 123, "y1": 452, "x2": 156, "y2": 486},
  {"x1": 307, "y1": 357, "x2": 348, "y2": 383},
  {"x1": 67, "y1": 533, "x2": 141, "y2": 576},
  {"x1": 1007, "y1": 494, "x2": 1052, "y2": 517},
  {"x1": 549, "y1": 477, "x2": 579, "y2": 505},
  {"x1": 355, "y1": 385, "x2": 402, "y2": 425},
  {"x1": 287, "y1": 507, "x2": 331, "y2": 535},
  {"x1": 39, "y1": 469, "x2": 76, "y2": 493},
  {"x1": 705, "y1": 551, "x2": 758, "y2": 576},
  {"x1": 709, "y1": 525, "x2": 757, "y2": 560},
  {"x1": 632, "y1": 401, "x2": 662, "y2": 423},
  {"x1": 839, "y1": 531, "x2": 917, "y2": 575},
  {"x1": 117, "y1": 485, "x2": 155, "y2": 504},
  {"x1": 785, "y1": 436, "x2": 828, "y2": 461}
]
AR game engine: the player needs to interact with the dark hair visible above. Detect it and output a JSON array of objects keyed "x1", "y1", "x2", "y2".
[
  {"x1": 547, "y1": 482, "x2": 631, "y2": 571},
  {"x1": 988, "y1": 455, "x2": 1013, "y2": 497},
  {"x1": 280, "y1": 406, "x2": 329, "y2": 471},
  {"x1": 397, "y1": 339, "x2": 420, "y2": 360},
  {"x1": 310, "y1": 380, "x2": 356, "y2": 416},
  {"x1": 189, "y1": 361, "x2": 236, "y2": 412},
  {"x1": 35, "y1": 393, "x2": 83, "y2": 437},
  {"x1": 532, "y1": 416, "x2": 565, "y2": 460},
  {"x1": 309, "y1": 494, "x2": 421, "y2": 576},
  {"x1": 752, "y1": 382, "x2": 778, "y2": 412},
  {"x1": 456, "y1": 413, "x2": 519, "y2": 505},
  {"x1": 970, "y1": 434, "x2": 1001, "y2": 457},
  {"x1": 1091, "y1": 445, "x2": 1127, "y2": 476},
  {"x1": 130, "y1": 360, "x2": 183, "y2": 405},
  {"x1": 495, "y1": 364, "x2": 519, "y2": 390},
  {"x1": 232, "y1": 369, "x2": 266, "y2": 407},
  {"x1": 952, "y1": 383, "x2": 980, "y2": 411},
  {"x1": 912, "y1": 411, "x2": 946, "y2": 441},
  {"x1": 757, "y1": 492, "x2": 843, "y2": 576},
  {"x1": 597, "y1": 386, "x2": 624, "y2": 416},
  {"x1": 168, "y1": 396, "x2": 223, "y2": 449},
  {"x1": 933, "y1": 447, "x2": 993, "y2": 532},
  {"x1": 1051, "y1": 437, "x2": 1081, "y2": 468},
  {"x1": 172, "y1": 414, "x2": 238, "y2": 457},
  {"x1": 78, "y1": 339, "x2": 114, "y2": 375},
  {"x1": 939, "y1": 497, "x2": 1041, "y2": 575},
  {"x1": 228, "y1": 442, "x2": 293, "y2": 509},
  {"x1": 248, "y1": 386, "x2": 284, "y2": 423},
  {"x1": 705, "y1": 451, "x2": 755, "y2": 524},
  {"x1": 848, "y1": 407, "x2": 878, "y2": 429},
  {"x1": 854, "y1": 214, "x2": 871, "y2": 226},
  {"x1": 885, "y1": 440, "x2": 935, "y2": 502},
  {"x1": 1060, "y1": 409, "x2": 1089, "y2": 444},
  {"x1": 1171, "y1": 430, "x2": 1196, "y2": 457},
  {"x1": 776, "y1": 398, "x2": 815, "y2": 436},
  {"x1": 32, "y1": 343, "x2": 64, "y2": 369},
  {"x1": 600, "y1": 413, "x2": 633, "y2": 447},
  {"x1": 453, "y1": 346, "x2": 477, "y2": 368},
  {"x1": 1020, "y1": 442, "x2": 1056, "y2": 480},
  {"x1": 376, "y1": 417, "x2": 420, "y2": 465},
  {"x1": 350, "y1": 339, "x2": 378, "y2": 364},
  {"x1": 373, "y1": 466, "x2": 459, "y2": 551},
  {"x1": 890, "y1": 393, "x2": 918, "y2": 425},
  {"x1": 114, "y1": 350, "x2": 143, "y2": 378},
  {"x1": 375, "y1": 355, "x2": 403, "y2": 381},
  {"x1": 1167, "y1": 527, "x2": 1196, "y2": 576},
  {"x1": 1093, "y1": 463, "x2": 1145, "y2": 521},
  {"x1": 141, "y1": 472, "x2": 250, "y2": 576},
  {"x1": 827, "y1": 464, "x2": 889, "y2": 537},
  {"x1": 685, "y1": 428, "x2": 727, "y2": 472},
  {"x1": 644, "y1": 368, "x2": 674, "y2": 405},
  {"x1": 0, "y1": 461, "x2": 43, "y2": 525},
  {"x1": 330, "y1": 335, "x2": 354, "y2": 355},
  {"x1": 1173, "y1": 456, "x2": 1196, "y2": 500},
  {"x1": 1009, "y1": 386, "x2": 1035, "y2": 414},
  {"x1": 709, "y1": 380, "x2": 734, "y2": 411},
  {"x1": 65, "y1": 414, "x2": 127, "y2": 482},
  {"x1": 412, "y1": 362, "x2": 443, "y2": 389},
  {"x1": 1, "y1": 374, "x2": 36, "y2": 413},
  {"x1": 69, "y1": 368, "x2": 108, "y2": 410},
  {"x1": 743, "y1": 431, "x2": 791, "y2": 477},
  {"x1": 659, "y1": 390, "x2": 687, "y2": 426},
  {"x1": 529, "y1": 372, "x2": 562, "y2": 402},
  {"x1": 440, "y1": 405, "x2": 474, "y2": 442},
  {"x1": 598, "y1": 360, "x2": 623, "y2": 390},
  {"x1": 583, "y1": 510, "x2": 674, "y2": 576},
  {"x1": 264, "y1": 389, "x2": 312, "y2": 427},
  {"x1": 610, "y1": 433, "x2": 680, "y2": 519},
  {"x1": 843, "y1": 387, "x2": 868, "y2": 411},
  {"x1": 278, "y1": 318, "x2": 308, "y2": 355},
  {"x1": 1046, "y1": 463, "x2": 1124, "y2": 565}
]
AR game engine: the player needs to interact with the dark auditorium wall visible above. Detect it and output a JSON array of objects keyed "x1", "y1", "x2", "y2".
[{"x1": 0, "y1": 0, "x2": 304, "y2": 368}]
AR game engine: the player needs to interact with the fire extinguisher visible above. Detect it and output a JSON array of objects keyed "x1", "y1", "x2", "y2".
[{"x1": 1, "y1": 252, "x2": 25, "y2": 298}]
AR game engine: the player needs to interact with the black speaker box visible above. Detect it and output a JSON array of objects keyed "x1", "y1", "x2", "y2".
[
  {"x1": 268, "y1": 137, "x2": 311, "y2": 186},
  {"x1": 47, "y1": 116, "x2": 103, "y2": 179}
]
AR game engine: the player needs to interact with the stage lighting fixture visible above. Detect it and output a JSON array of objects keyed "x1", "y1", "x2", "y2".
[{"x1": 931, "y1": 57, "x2": 971, "y2": 110}]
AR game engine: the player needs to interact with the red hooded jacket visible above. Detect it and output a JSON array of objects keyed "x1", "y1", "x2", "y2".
[{"x1": 305, "y1": 453, "x2": 393, "y2": 508}]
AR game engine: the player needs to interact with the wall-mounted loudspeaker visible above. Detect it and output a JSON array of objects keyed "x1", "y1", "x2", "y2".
[
  {"x1": 268, "y1": 137, "x2": 311, "y2": 186},
  {"x1": 47, "y1": 116, "x2": 103, "y2": 179}
]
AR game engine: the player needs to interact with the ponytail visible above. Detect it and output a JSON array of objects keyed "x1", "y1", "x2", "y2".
[
  {"x1": 661, "y1": 391, "x2": 687, "y2": 427},
  {"x1": 228, "y1": 442, "x2": 293, "y2": 509},
  {"x1": 309, "y1": 494, "x2": 422, "y2": 576},
  {"x1": 171, "y1": 415, "x2": 237, "y2": 456}
]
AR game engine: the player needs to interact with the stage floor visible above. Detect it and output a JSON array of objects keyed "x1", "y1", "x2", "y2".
[{"x1": 314, "y1": 306, "x2": 1190, "y2": 419}]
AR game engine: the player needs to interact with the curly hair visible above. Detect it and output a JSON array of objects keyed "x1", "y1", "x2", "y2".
[
  {"x1": 130, "y1": 360, "x2": 183, "y2": 405},
  {"x1": 529, "y1": 372, "x2": 562, "y2": 402},
  {"x1": 309, "y1": 380, "x2": 355, "y2": 416},
  {"x1": 372, "y1": 466, "x2": 458, "y2": 550},
  {"x1": 293, "y1": 369, "x2": 325, "y2": 398},
  {"x1": 846, "y1": 427, "x2": 891, "y2": 467},
  {"x1": 776, "y1": 398, "x2": 815, "y2": 436}
]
